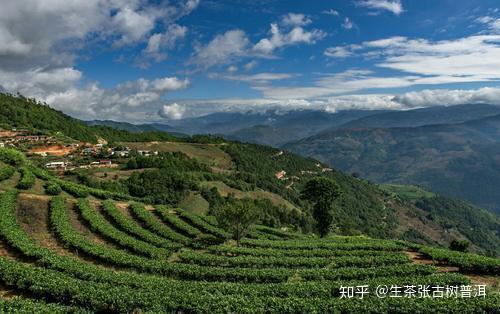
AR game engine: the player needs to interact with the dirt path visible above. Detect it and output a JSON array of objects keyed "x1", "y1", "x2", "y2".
[{"x1": 405, "y1": 251, "x2": 459, "y2": 273}]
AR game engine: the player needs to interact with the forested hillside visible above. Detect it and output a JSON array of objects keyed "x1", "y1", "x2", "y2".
[
  {"x1": 286, "y1": 114, "x2": 500, "y2": 214},
  {"x1": 0, "y1": 93, "x2": 179, "y2": 143},
  {"x1": 1, "y1": 93, "x2": 498, "y2": 255}
]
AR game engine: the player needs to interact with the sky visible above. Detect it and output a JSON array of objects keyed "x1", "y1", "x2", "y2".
[{"x1": 1, "y1": 0, "x2": 500, "y2": 122}]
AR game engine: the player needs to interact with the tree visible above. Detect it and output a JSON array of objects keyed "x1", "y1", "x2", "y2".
[
  {"x1": 301, "y1": 177, "x2": 342, "y2": 237},
  {"x1": 214, "y1": 199, "x2": 260, "y2": 246},
  {"x1": 449, "y1": 239, "x2": 469, "y2": 252},
  {"x1": 126, "y1": 158, "x2": 138, "y2": 169}
]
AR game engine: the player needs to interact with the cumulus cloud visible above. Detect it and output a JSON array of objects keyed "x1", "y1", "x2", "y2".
[
  {"x1": 475, "y1": 16, "x2": 500, "y2": 33},
  {"x1": 226, "y1": 65, "x2": 239, "y2": 73},
  {"x1": 151, "y1": 77, "x2": 190, "y2": 92},
  {"x1": 190, "y1": 29, "x2": 250, "y2": 68},
  {"x1": 0, "y1": 0, "x2": 198, "y2": 121},
  {"x1": 0, "y1": 67, "x2": 82, "y2": 99},
  {"x1": 111, "y1": 5, "x2": 156, "y2": 46},
  {"x1": 0, "y1": 0, "x2": 197, "y2": 68},
  {"x1": 32, "y1": 76, "x2": 189, "y2": 121},
  {"x1": 355, "y1": 0, "x2": 404, "y2": 15},
  {"x1": 253, "y1": 23, "x2": 326, "y2": 55},
  {"x1": 159, "y1": 103, "x2": 186, "y2": 119},
  {"x1": 191, "y1": 13, "x2": 326, "y2": 68},
  {"x1": 342, "y1": 17, "x2": 355, "y2": 30},
  {"x1": 322, "y1": 9, "x2": 340, "y2": 17},
  {"x1": 143, "y1": 24, "x2": 188, "y2": 62},
  {"x1": 393, "y1": 87, "x2": 500, "y2": 108},
  {"x1": 244, "y1": 60, "x2": 258, "y2": 71},
  {"x1": 281, "y1": 13, "x2": 312, "y2": 27},
  {"x1": 153, "y1": 87, "x2": 500, "y2": 120},
  {"x1": 324, "y1": 46, "x2": 355, "y2": 58}
]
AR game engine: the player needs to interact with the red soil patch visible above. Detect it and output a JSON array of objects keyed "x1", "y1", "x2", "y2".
[
  {"x1": 405, "y1": 251, "x2": 459, "y2": 273},
  {"x1": 0, "y1": 131, "x2": 17, "y2": 138},
  {"x1": 29, "y1": 145, "x2": 73, "y2": 156}
]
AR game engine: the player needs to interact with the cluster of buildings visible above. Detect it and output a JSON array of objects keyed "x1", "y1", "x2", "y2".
[
  {"x1": 274, "y1": 163, "x2": 334, "y2": 190},
  {"x1": 45, "y1": 159, "x2": 115, "y2": 171},
  {"x1": 0, "y1": 128, "x2": 57, "y2": 148}
]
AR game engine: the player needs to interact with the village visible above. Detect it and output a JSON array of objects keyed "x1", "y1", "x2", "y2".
[
  {"x1": 273, "y1": 151, "x2": 333, "y2": 189},
  {"x1": 0, "y1": 127, "x2": 158, "y2": 172}
]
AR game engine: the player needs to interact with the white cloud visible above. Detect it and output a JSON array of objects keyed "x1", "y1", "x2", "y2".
[
  {"x1": 152, "y1": 87, "x2": 500, "y2": 119},
  {"x1": 226, "y1": 65, "x2": 238, "y2": 73},
  {"x1": 0, "y1": 0, "x2": 198, "y2": 122},
  {"x1": 322, "y1": 9, "x2": 340, "y2": 17},
  {"x1": 0, "y1": 67, "x2": 82, "y2": 99},
  {"x1": 0, "y1": 0, "x2": 198, "y2": 96},
  {"x1": 18, "y1": 76, "x2": 190, "y2": 121},
  {"x1": 143, "y1": 24, "x2": 187, "y2": 62},
  {"x1": 0, "y1": 0, "x2": 196, "y2": 65},
  {"x1": 159, "y1": 103, "x2": 186, "y2": 119},
  {"x1": 151, "y1": 77, "x2": 190, "y2": 92},
  {"x1": 342, "y1": 17, "x2": 355, "y2": 30},
  {"x1": 393, "y1": 87, "x2": 500, "y2": 108},
  {"x1": 323, "y1": 43, "x2": 360, "y2": 59},
  {"x1": 475, "y1": 16, "x2": 500, "y2": 33},
  {"x1": 190, "y1": 29, "x2": 250, "y2": 68},
  {"x1": 244, "y1": 60, "x2": 258, "y2": 71},
  {"x1": 253, "y1": 23, "x2": 326, "y2": 55},
  {"x1": 254, "y1": 69, "x2": 422, "y2": 99},
  {"x1": 318, "y1": 35, "x2": 500, "y2": 96},
  {"x1": 355, "y1": 0, "x2": 404, "y2": 15},
  {"x1": 324, "y1": 46, "x2": 356, "y2": 58},
  {"x1": 281, "y1": 13, "x2": 312, "y2": 27},
  {"x1": 191, "y1": 15, "x2": 325, "y2": 68},
  {"x1": 209, "y1": 72, "x2": 296, "y2": 85},
  {"x1": 112, "y1": 5, "x2": 156, "y2": 46},
  {"x1": 372, "y1": 35, "x2": 500, "y2": 80}
]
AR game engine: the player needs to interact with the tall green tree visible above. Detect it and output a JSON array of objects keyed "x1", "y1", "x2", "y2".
[
  {"x1": 301, "y1": 177, "x2": 342, "y2": 237},
  {"x1": 214, "y1": 199, "x2": 260, "y2": 246}
]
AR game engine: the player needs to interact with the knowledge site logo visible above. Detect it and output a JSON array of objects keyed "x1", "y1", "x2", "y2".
[{"x1": 338, "y1": 284, "x2": 487, "y2": 299}]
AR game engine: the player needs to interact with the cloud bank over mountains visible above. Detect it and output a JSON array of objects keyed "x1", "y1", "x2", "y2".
[{"x1": 0, "y1": 0, "x2": 499, "y2": 121}]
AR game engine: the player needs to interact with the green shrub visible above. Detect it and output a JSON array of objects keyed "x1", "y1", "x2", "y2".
[{"x1": 45, "y1": 181, "x2": 62, "y2": 195}]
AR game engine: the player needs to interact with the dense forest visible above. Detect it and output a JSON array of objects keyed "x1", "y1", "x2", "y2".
[
  {"x1": 1, "y1": 93, "x2": 498, "y2": 254},
  {"x1": 0, "y1": 93, "x2": 179, "y2": 143}
]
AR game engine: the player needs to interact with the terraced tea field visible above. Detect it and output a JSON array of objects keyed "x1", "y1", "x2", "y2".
[{"x1": 0, "y1": 157, "x2": 499, "y2": 312}]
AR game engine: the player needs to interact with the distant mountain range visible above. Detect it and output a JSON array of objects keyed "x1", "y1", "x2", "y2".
[
  {"x1": 87, "y1": 104, "x2": 500, "y2": 214},
  {"x1": 284, "y1": 107, "x2": 500, "y2": 214},
  {"x1": 90, "y1": 109, "x2": 387, "y2": 146},
  {"x1": 2, "y1": 92, "x2": 499, "y2": 254}
]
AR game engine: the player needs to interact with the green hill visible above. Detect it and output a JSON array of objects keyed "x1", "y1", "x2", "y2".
[
  {"x1": 0, "y1": 99, "x2": 498, "y2": 311},
  {"x1": 0, "y1": 93, "x2": 179, "y2": 143},
  {"x1": 0, "y1": 150, "x2": 498, "y2": 312},
  {"x1": 285, "y1": 114, "x2": 500, "y2": 214},
  {"x1": 0, "y1": 93, "x2": 499, "y2": 256}
]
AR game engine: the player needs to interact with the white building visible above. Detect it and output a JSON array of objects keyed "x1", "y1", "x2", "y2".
[
  {"x1": 45, "y1": 162, "x2": 66, "y2": 170},
  {"x1": 0, "y1": 142, "x2": 4, "y2": 148}
]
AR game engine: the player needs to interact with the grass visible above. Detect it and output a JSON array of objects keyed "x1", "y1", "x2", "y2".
[
  {"x1": 120, "y1": 142, "x2": 234, "y2": 172},
  {"x1": 178, "y1": 191, "x2": 210, "y2": 214},
  {"x1": 381, "y1": 184, "x2": 436, "y2": 202},
  {"x1": 201, "y1": 181, "x2": 299, "y2": 211},
  {"x1": 0, "y1": 171, "x2": 20, "y2": 191}
]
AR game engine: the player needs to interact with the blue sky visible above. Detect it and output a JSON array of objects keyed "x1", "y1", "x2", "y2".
[{"x1": 1, "y1": 0, "x2": 500, "y2": 121}]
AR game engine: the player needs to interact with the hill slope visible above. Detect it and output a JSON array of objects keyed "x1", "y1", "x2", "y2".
[
  {"x1": 0, "y1": 186, "x2": 498, "y2": 312},
  {"x1": 0, "y1": 94, "x2": 498, "y2": 255},
  {"x1": 0, "y1": 93, "x2": 179, "y2": 143},
  {"x1": 337, "y1": 104, "x2": 500, "y2": 129},
  {"x1": 168, "y1": 109, "x2": 383, "y2": 146},
  {"x1": 285, "y1": 114, "x2": 500, "y2": 214}
]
